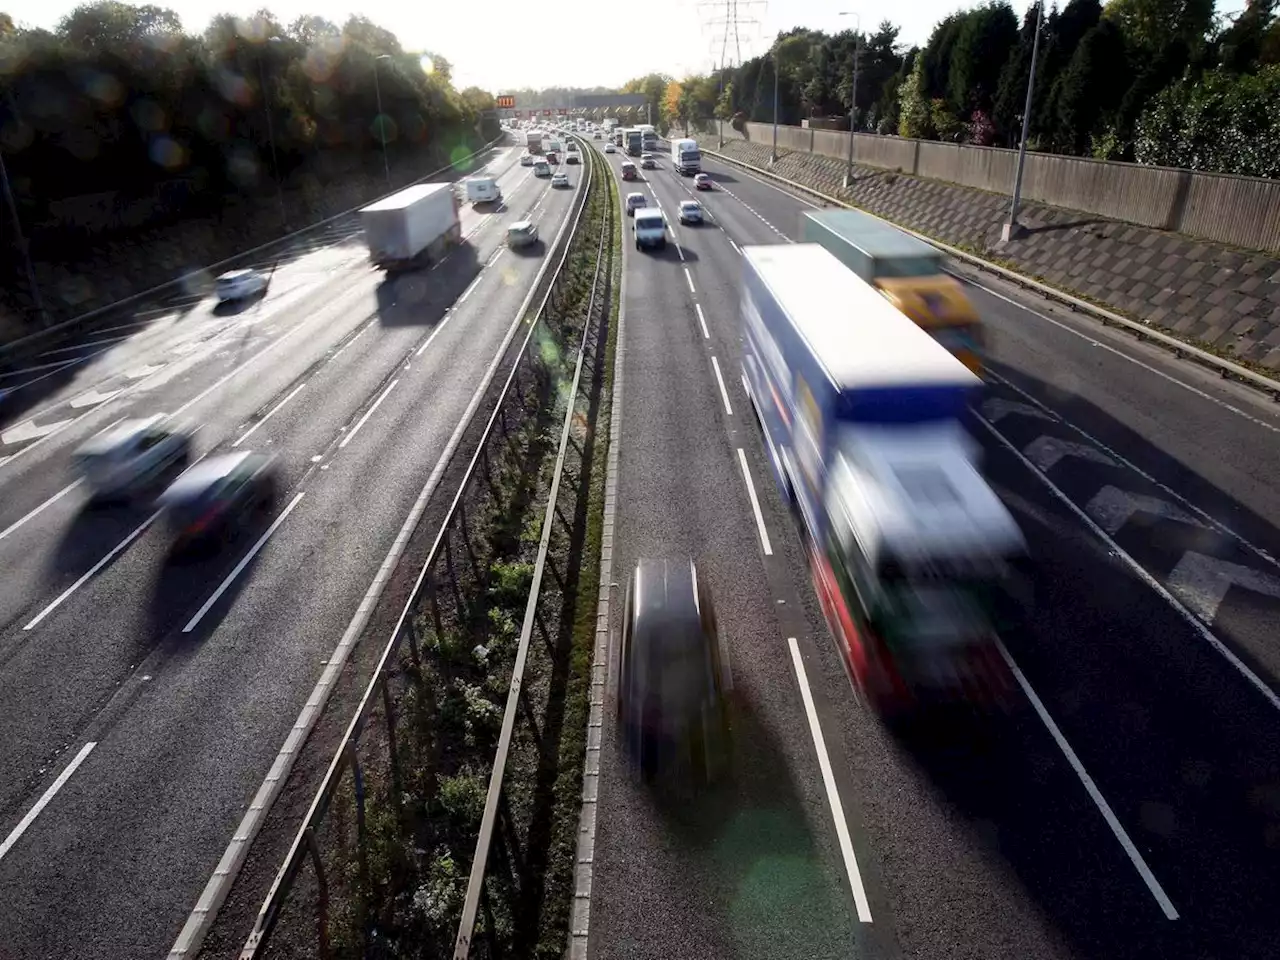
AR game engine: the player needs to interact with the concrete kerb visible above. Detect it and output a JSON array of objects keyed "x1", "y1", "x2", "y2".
[
  {"x1": 700, "y1": 144, "x2": 1280, "y2": 401},
  {"x1": 0, "y1": 135, "x2": 508, "y2": 362}
]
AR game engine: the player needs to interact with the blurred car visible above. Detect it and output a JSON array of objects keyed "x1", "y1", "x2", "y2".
[
  {"x1": 533, "y1": 160, "x2": 551, "y2": 177},
  {"x1": 621, "y1": 160, "x2": 638, "y2": 180},
  {"x1": 552, "y1": 172, "x2": 570, "y2": 188},
  {"x1": 625, "y1": 192, "x2": 647, "y2": 216},
  {"x1": 215, "y1": 268, "x2": 268, "y2": 302},
  {"x1": 566, "y1": 151, "x2": 580, "y2": 165},
  {"x1": 640, "y1": 153, "x2": 657, "y2": 169},
  {"x1": 694, "y1": 173, "x2": 713, "y2": 191},
  {"x1": 678, "y1": 199, "x2": 703, "y2": 224},
  {"x1": 74, "y1": 416, "x2": 192, "y2": 502},
  {"x1": 546, "y1": 151, "x2": 559, "y2": 164},
  {"x1": 507, "y1": 220, "x2": 539, "y2": 248},
  {"x1": 617, "y1": 558, "x2": 733, "y2": 783},
  {"x1": 604, "y1": 142, "x2": 616, "y2": 153},
  {"x1": 593, "y1": 131, "x2": 602, "y2": 139},
  {"x1": 158, "y1": 451, "x2": 278, "y2": 551},
  {"x1": 520, "y1": 153, "x2": 535, "y2": 166}
]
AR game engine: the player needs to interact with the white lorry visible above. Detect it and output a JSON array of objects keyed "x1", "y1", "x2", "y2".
[
  {"x1": 359, "y1": 183, "x2": 462, "y2": 272},
  {"x1": 464, "y1": 175, "x2": 502, "y2": 205},
  {"x1": 671, "y1": 137, "x2": 701, "y2": 175}
]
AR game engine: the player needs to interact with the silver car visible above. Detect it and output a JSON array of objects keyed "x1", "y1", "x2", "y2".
[
  {"x1": 507, "y1": 220, "x2": 539, "y2": 248},
  {"x1": 74, "y1": 416, "x2": 193, "y2": 502},
  {"x1": 214, "y1": 269, "x2": 268, "y2": 302},
  {"x1": 678, "y1": 200, "x2": 703, "y2": 224}
]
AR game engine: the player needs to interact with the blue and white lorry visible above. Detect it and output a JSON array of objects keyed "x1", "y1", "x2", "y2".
[{"x1": 740, "y1": 243, "x2": 1029, "y2": 712}]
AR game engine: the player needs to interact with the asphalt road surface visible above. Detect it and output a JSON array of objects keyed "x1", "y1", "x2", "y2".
[
  {"x1": 0, "y1": 143, "x2": 587, "y2": 957},
  {"x1": 585, "y1": 139, "x2": 1280, "y2": 960}
]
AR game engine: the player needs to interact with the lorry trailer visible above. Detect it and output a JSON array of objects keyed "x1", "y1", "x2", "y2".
[
  {"x1": 359, "y1": 183, "x2": 462, "y2": 272},
  {"x1": 801, "y1": 209, "x2": 984, "y2": 375},
  {"x1": 740, "y1": 242, "x2": 1027, "y2": 711}
]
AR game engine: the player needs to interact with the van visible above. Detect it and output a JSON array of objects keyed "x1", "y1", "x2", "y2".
[{"x1": 633, "y1": 207, "x2": 666, "y2": 250}]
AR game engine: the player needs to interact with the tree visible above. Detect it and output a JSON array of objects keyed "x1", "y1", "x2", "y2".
[
  {"x1": 1216, "y1": 0, "x2": 1278, "y2": 73},
  {"x1": 58, "y1": 1, "x2": 183, "y2": 50},
  {"x1": 1052, "y1": 18, "x2": 1132, "y2": 153},
  {"x1": 1104, "y1": 0, "x2": 1214, "y2": 58},
  {"x1": 899, "y1": 55, "x2": 932, "y2": 138},
  {"x1": 920, "y1": 13, "x2": 967, "y2": 104},
  {"x1": 948, "y1": 2, "x2": 1019, "y2": 116}
]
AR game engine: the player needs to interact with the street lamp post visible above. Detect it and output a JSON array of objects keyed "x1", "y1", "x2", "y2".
[
  {"x1": 373, "y1": 54, "x2": 392, "y2": 190},
  {"x1": 771, "y1": 40, "x2": 780, "y2": 164},
  {"x1": 258, "y1": 38, "x2": 287, "y2": 230},
  {"x1": 838, "y1": 11, "x2": 861, "y2": 189},
  {"x1": 1002, "y1": 0, "x2": 1044, "y2": 243}
]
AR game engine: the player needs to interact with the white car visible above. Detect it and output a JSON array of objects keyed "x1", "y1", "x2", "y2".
[
  {"x1": 604, "y1": 142, "x2": 616, "y2": 154},
  {"x1": 74, "y1": 416, "x2": 193, "y2": 502},
  {"x1": 625, "y1": 192, "x2": 647, "y2": 216},
  {"x1": 534, "y1": 160, "x2": 551, "y2": 177},
  {"x1": 214, "y1": 269, "x2": 268, "y2": 302},
  {"x1": 507, "y1": 220, "x2": 539, "y2": 249},
  {"x1": 520, "y1": 153, "x2": 535, "y2": 166},
  {"x1": 640, "y1": 154, "x2": 657, "y2": 169},
  {"x1": 678, "y1": 200, "x2": 703, "y2": 224},
  {"x1": 552, "y1": 172, "x2": 570, "y2": 188}
]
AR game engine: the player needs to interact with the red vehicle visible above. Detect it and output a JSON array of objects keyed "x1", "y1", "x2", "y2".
[
  {"x1": 621, "y1": 161, "x2": 638, "y2": 181},
  {"x1": 546, "y1": 152, "x2": 559, "y2": 164}
]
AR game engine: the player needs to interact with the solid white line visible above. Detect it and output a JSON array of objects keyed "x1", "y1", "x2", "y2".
[
  {"x1": 0, "y1": 479, "x2": 83, "y2": 541},
  {"x1": 233, "y1": 383, "x2": 306, "y2": 448},
  {"x1": 24, "y1": 511, "x2": 160, "y2": 629},
  {"x1": 182, "y1": 491, "x2": 305, "y2": 633},
  {"x1": 338, "y1": 379, "x2": 399, "y2": 450},
  {"x1": 967, "y1": 279, "x2": 1280, "y2": 436},
  {"x1": 995, "y1": 638, "x2": 1178, "y2": 919},
  {"x1": 976, "y1": 414, "x2": 1280, "y2": 712},
  {"x1": 736, "y1": 447, "x2": 773, "y2": 556},
  {"x1": 711, "y1": 356, "x2": 733, "y2": 416},
  {"x1": 0, "y1": 741, "x2": 97, "y2": 863},
  {"x1": 684, "y1": 266, "x2": 696, "y2": 294},
  {"x1": 728, "y1": 238, "x2": 742, "y2": 254},
  {"x1": 787, "y1": 638, "x2": 874, "y2": 922},
  {"x1": 696, "y1": 303, "x2": 710, "y2": 339}
]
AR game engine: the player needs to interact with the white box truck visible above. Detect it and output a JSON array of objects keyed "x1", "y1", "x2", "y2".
[
  {"x1": 671, "y1": 137, "x2": 700, "y2": 175},
  {"x1": 359, "y1": 183, "x2": 462, "y2": 272},
  {"x1": 464, "y1": 175, "x2": 502, "y2": 205}
]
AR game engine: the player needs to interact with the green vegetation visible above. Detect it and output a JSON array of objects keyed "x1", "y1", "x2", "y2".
[
  {"x1": 635, "y1": 0, "x2": 1280, "y2": 177},
  {"x1": 0, "y1": 3, "x2": 499, "y2": 328},
  {"x1": 315, "y1": 146, "x2": 616, "y2": 959}
]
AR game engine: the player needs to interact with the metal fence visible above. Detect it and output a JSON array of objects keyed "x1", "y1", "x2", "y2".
[
  {"x1": 695, "y1": 119, "x2": 1280, "y2": 254},
  {"x1": 238, "y1": 137, "x2": 612, "y2": 959}
]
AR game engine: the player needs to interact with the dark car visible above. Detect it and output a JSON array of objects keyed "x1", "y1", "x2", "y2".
[
  {"x1": 617, "y1": 558, "x2": 732, "y2": 783},
  {"x1": 157, "y1": 451, "x2": 278, "y2": 552}
]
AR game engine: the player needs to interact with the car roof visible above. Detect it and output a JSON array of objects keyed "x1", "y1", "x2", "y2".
[
  {"x1": 77, "y1": 415, "x2": 166, "y2": 455},
  {"x1": 159, "y1": 451, "x2": 263, "y2": 503},
  {"x1": 509, "y1": 220, "x2": 534, "y2": 230},
  {"x1": 680, "y1": 199, "x2": 700, "y2": 207},
  {"x1": 217, "y1": 269, "x2": 254, "y2": 281},
  {"x1": 626, "y1": 192, "x2": 645, "y2": 199},
  {"x1": 634, "y1": 208, "x2": 663, "y2": 219},
  {"x1": 628, "y1": 558, "x2": 715, "y2": 708}
]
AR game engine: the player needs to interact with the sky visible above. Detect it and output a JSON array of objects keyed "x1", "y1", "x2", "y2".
[{"x1": 3, "y1": 0, "x2": 1250, "y2": 94}]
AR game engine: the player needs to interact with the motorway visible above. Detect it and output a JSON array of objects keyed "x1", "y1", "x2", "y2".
[
  {"x1": 0, "y1": 139, "x2": 588, "y2": 957},
  {"x1": 587, "y1": 138, "x2": 1280, "y2": 959}
]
